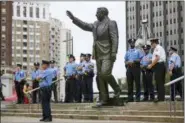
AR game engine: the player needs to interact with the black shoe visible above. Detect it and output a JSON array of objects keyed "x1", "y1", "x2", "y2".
[
  {"x1": 40, "y1": 118, "x2": 45, "y2": 121},
  {"x1": 44, "y1": 118, "x2": 52, "y2": 122}
]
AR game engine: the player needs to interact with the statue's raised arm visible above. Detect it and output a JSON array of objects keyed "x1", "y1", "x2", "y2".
[{"x1": 66, "y1": 10, "x2": 93, "y2": 32}]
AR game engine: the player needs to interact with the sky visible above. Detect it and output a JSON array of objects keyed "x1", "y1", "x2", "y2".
[{"x1": 49, "y1": 2, "x2": 126, "y2": 87}]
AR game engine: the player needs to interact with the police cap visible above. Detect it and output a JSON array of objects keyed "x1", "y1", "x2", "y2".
[
  {"x1": 17, "y1": 64, "x2": 22, "y2": 68},
  {"x1": 86, "y1": 53, "x2": 92, "y2": 57},
  {"x1": 170, "y1": 46, "x2": 177, "y2": 52},
  {"x1": 34, "y1": 62, "x2": 40, "y2": 66},
  {"x1": 42, "y1": 60, "x2": 50, "y2": 65},
  {"x1": 142, "y1": 44, "x2": 151, "y2": 50},
  {"x1": 50, "y1": 60, "x2": 55, "y2": 64},
  {"x1": 80, "y1": 53, "x2": 85, "y2": 57},
  {"x1": 128, "y1": 38, "x2": 136, "y2": 44}
]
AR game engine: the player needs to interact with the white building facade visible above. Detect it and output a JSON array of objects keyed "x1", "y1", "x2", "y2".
[{"x1": 12, "y1": 2, "x2": 50, "y2": 71}]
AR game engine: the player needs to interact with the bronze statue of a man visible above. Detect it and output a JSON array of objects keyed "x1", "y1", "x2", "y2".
[{"x1": 66, "y1": 7, "x2": 121, "y2": 106}]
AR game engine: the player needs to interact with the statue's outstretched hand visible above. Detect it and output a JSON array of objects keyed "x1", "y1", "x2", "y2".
[{"x1": 66, "y1": 10, "x2": 74, "y2": 20}]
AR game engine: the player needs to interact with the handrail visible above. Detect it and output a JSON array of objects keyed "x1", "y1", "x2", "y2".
[{"x1": 164, "y1": 75, "x2": 184, "y2": 86}]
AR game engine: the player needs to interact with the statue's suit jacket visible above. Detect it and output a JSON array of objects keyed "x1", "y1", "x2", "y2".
[{"x1": 72, "y1": 17, "x2": 119, "y2": 60}]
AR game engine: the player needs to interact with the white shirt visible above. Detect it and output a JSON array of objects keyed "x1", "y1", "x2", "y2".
[{"x1": 152, "y1": 44, "x2": 166, "y2": 62}]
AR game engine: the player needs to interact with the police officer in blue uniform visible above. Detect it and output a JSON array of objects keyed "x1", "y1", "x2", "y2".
[
  {"x1": 64, "y1": 54, "x2": 77, "y2": 103},
  {"x1": 82, "y1": 54, "x2": 94, "y2": 102},
  {"x1": 14, "y1": 64, "x2": 26, "y2": 104},
  {"x1": 140, "y1": 45, "x2": 154, "y2": 101},
  {"x1": 50, "y1": 60, "x2": 59, "y2": 103},
  {"x1": 31, "y1": 62, "x2": 41, "y2": 103},
  {"x1": 75, "y1": 53, "x2": 85, "y2": 102},
  {"x1": 37, "y1": 60, "x2": 53, "y2": 122},
  {"x1": 125, "y1": 39, "x2": 143, "y2": 102},
  {"x1": 168, "y1": 47, "x2": 183, "y2": 101}
]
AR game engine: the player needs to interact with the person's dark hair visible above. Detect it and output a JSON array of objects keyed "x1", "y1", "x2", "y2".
[{"x1": 98, "y1": 7, "x2": 109, "y2": 16}]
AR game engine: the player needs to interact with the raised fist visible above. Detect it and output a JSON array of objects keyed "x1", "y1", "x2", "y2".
[{"x1": 66, "y1": 10, "x2": 74, "y2": 20}]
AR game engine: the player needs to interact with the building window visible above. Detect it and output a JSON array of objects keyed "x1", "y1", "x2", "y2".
[
  {"x1": 166, "y1": 20, "x2": 168, "y2": 25},
  {"x1": 156, "y1": 2, "x2": 158, "y2": 6},
  {"x1": 174, "y1": 18, "x2": 176, "y2": 23},
  {"x1": 159, "y1": 11, "x2": 162, "y2": 16},
  {"x1": 170, "y1": 8, "x2": 172, "y2": 13},
  {"x1": 23, "y1": 35, "x2": 27, "y2": 39},
  {"x1": 166, "y1": 31, "x2": 168, "y2": 35},
  {"x1": 17, "y1": 6, "x2": 20, "y2": 17},
  {"x1": 43, "y1": 8, "x2": 45, "y2": 18},
  {"x1": 23, "y1": 27, "x2": 27, "y2": 32},
  {"x1": 146, "y1": 4, "x2": 148, "y2": 9},
  {"x1": 1, "y1": 34, "x2": 6, "y2": 40},
  {"x1": 160, "y1": 32, "x2": 162, "y2": 37},
  {"x1": 30, "y1": 7, "x2": 33, "y2": 17},
  {"x1": 166, "y1": 9, "x2": 168, "y2": 14},
  {"x1": 156, "y1": 22, "x2": 158, "y2": 27},
  {"x1": 143, "y1": 4, "x2": 145, "y2": 9},
  {"x1": 181, "y1": 28, "x2": 183, "y2": 33},
  {"x1": 36, "y1": 8, "x2": 39, "y2": 18},
  {"x1": 170, "y1": 40, "x2": 173, "y2": 45},
  {"x1": 152, "y1": 12, "x2": 155, "y2": 17},
  {"x1": 132, "y1": 7, "x2": 134, "y2": 11},
  {"x1": 23, "y1": 6, "x2": 26, "y2": 17},
  {"x1": 153, "y1": 23, "x2": 155, "y2": 27},
  {"x1": 173, "y1": 8, "x2": 176, "y2": 12},
  {"x1": 36, "y1": 50, "x2": 39, "y2": 54},
  {"x1": 1, "y1": 8, "x2": 6, "y2": 14},
  {"x1": 23, "y1": 50, "x2": 27, "y2": 54},
  {"x1": 1, "y1": 26, "x2": 6, "y2": 31},
  {"x1": 174, "y1": 29, "x2": 176, "y2": 34},
  {"x1": 170, "y1": 30, "x2": 173, "y2": 35},
  {"x1": 160, "y1": 21, "x2": 162, "y2": 26},
  {"x1": 170, "y1": 19, "x2": 172, "y2": 24},
  {"x1": 180, "y1": 5, "x2": 183, "y2": 11},
  {"x1": 174, "y1": 40, "x2": 176, "y2": 45},
  {"x1": 156, "y1": 12, "x2": 158, "y2": 16},
  {"x1": 1, "y1": 17, "x2": 6, "y2": 23},
  {"x1": 23, "y1": 20, "x2": 27, "y2": 24},
  {"x1": 156, "y1": 32, "x2": 158, "y2": 37},
  {"x1": 23, "y1": 42, "x2": 27, "y2": 47},
  {"x1": 159, "y1": 1, "x2": 161, "y2": 5},
  {"x1": 181, "y1": 17, "x2": 183, "y2": 22}
]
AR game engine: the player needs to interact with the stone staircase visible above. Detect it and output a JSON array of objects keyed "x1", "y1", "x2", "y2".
[{"x1": 1, "y1": 101, "x2": 184, "y2": 123}]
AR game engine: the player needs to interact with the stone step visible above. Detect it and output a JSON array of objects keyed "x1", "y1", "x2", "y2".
[
  {"x1": 6, "y1": 102, "x2": 183, "y2": 110},
  {"x1": 1, "y1": 112, "x2": 183, "y2": 123},
  {"x1": 2, "y1": 109, "x2": 183, "y2": 116}
]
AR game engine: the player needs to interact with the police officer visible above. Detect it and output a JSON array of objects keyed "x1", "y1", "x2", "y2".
[
  {"x1": 37, "y1": 60, "x2": 53, "y2": 122},
  {"x1": 148, "y1": 38, "x2": 166, "y2": 101},
  {"x1": 0, "y1": 70, "x2": 5, "y2": 101},
  {"x1": 168, "y1": 46, "x2": 183, "y2": 101},
  {"x1": 125, "y1": 38, "x2": 143, "y2": 102},
  {"x1": 50, "y1": 60, "x2": 59, "y2": 103},
  {"x1": 64, "y1": 54, "x2": 77, "y2": 103},
  {"x1": 14, "y1": 64, "x2": 26, "y2": 104},
  {"x1": 31, "y1": 62, "x2": 41, "y2": 104},
  {"x1": 75, "y1": 53, "x2": 85, "y2": 102},
  {"x1": 82, "y1": 54, "x2": 94, "y2": 102},
  {"x1": 140, "y1": 45, "x2": 154, "y2": 101}
]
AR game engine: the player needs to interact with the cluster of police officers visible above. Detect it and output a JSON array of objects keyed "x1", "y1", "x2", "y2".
[{"x1": 125, "y1": 38, "x2": 183, "y2": 102}]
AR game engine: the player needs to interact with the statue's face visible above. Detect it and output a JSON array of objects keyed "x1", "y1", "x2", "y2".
[{"x1": 96, "y1": 9, "x2": 105, "y2": 21}]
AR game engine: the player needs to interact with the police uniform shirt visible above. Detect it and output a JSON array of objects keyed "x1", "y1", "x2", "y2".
[
  {"x1": 64, "y1": 62, "x2": 78, "y2": 77},
  {"x1": 152, "y1": 44, "x2": 166, "y2": 62},
  {"x1": 39, "y1": 68, "x2": 53, "y2": 87},
  {"x1": 50, "y1": 67, "x2": 59, "y2": 79},
  {"x1": 77, "y1": 61, "x2": 85, "y2": 75},
  {"x1": 140, "y1": 53, "x2": 153, "y2": 66},
  {"x1": 125, "y1": 48, "x2": 144, "y2": 62},
  {"x1": 15, "y1": 70, "x2": 25, "y2": 82},
  {"x1": 168, "y1": 53, "x2": 181, "y2": 70},
  {"x1": 83, "y1": 61, "x2": 94, "y2": 73},
  {"x1": 31, "y1": 69, "x2": 40, "y2": 80}
]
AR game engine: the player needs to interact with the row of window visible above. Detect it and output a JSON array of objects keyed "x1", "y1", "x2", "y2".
[
  {"x1": 13, "y1": 57, "x2": 40, "y2": 63},
  {"x1": 12, "y1": 34, "x2": 40, "y2": 40},
  {"x1": 16, "y1": 6, "x2": 45, "y2": 18},
  {"x1": 12, "y1": 42, "x2": 40, "y2": 48}
]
